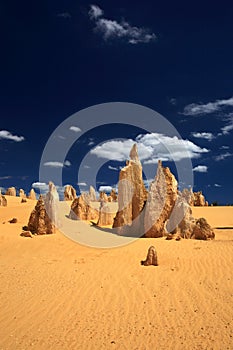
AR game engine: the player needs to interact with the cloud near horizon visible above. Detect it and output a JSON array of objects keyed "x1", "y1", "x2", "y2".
[
  {"x1": 90, "y1": 133, "x2": 209, "y2": 164},
  {"x1": 0, "y1": 130, "x2": 25, "y2": 142},
  {"x1": 69, "y1": 126, "x2": 82, "y2": 132},
  {"x1": 89, "y1": 4, "x2": 156, "y2": 44},
  {"x1": 182, "y1": 96, "x2": 233, "y2": 116}
]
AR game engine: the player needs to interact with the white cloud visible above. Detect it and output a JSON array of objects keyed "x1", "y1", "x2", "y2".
[
  {"x1": 182, "y1": 96, "x2": 233, "y2": 116},
  {"x1": 169, "y1": 98, "x2": 177, "y2": 105},
  {"x1": 69, "y1": 126, "x2": 82, "y2": 132},
  {"x1": 99, "y1": 185, "x2": 112, "y2": 193},
  {"x1": 0, "y1": 130, "x2": 25, "y2": 142},
  {"x1": 193, "y1": 165, "x2": 208, "y2": 173},
  {"x1": 32, "y1": 182, "x2": 49, "y2": 192},
  {"x1": 108, "y1": 165, "x2": 119, "y2": 171},
  {"x1": 191, "y1": 132, "x2": 214, "y2": 141},
  {"x1": 77, "y1": 182, "x2": 87, "y2": 187},
  {"x1": 89, "y1": 4, "x2": 104, "y2": 19},
  {"x1": 89, "y1": 5, "x2": 156, "y2": 44},
  {"x1": 220, "y1": 145, "x2": 229, "y2": 149},
  {"x1": 214, "y1": 183, "x2": 221, "y2": 187},
  {"x1": 84, "y1": 165, "x2": 91, "y2": 169},
  {"x1": 91, "y1": 133, "x2": 209, "y2": 164},
  {"x1": 43, "y1": 160, "x2": 71, "y2": 168},
  {"x1": 215, "y1": 152, "x2": 233, "y2": 161}
]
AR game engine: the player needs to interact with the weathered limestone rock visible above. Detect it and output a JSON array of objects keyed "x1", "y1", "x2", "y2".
[
  {"x1": 28, "y1": 189, "x2": 37, "y2": 200},
  {"x1": 28, "y1": 195, "x2": 54, "y2": 235},
  {"x1": 20, "y1": 231, "x2": 33, "y2": 238},
  {"x1": 89, "y1": 186, "x2": 97, "y2": 201},
  {"x1": 64, "y1": 185, "x2": 76, "y2": 201},
  {"x1": 166, "y1": 192, "x2": 195, "y2": 238},
  {"x1": 69, "y1": 193, "x2": 98, "y2": 221},
  {"x1": 182, "y1": 188, "x2": 194, "y2": 206},
  {"x1": 6, "y1": 187, "x2": 16, "y2": 196},
  {"x1": 19, "y1": 189, "x2": 26, "y2": 198},
  {"x1": 99, "y1": 191, "x2": 108, "y2": 202},
  {"x1": 28, "y1": 182, "x2": 59, "y2": 235},
  {"x1": 191, "y1": 218, "x2": 215, "y2": 240},
  {"x1": 193, "y1": 191, "x2": 206, "y2": 206},
  {"x1": 144, "y1": 160, "x2": 178, "y2": 238},
  {"x1": 0, "y1": 190, "x2": 7, "y2": 207},
  {"x1": 109, "y1": 189, "x2": 117, "y2": 202},
  {"x1": 9, "y1": 218, "x2": 17, "y2": 224},
  {"x1": 141, "y1": 246, "x2": 158, "y2": 266},
  {"x1": 166, "y1": 193, "x2": 214, "y2": 240},
  {"x1": 44, "y1": 182, "x2": 60, "y2": 228},
  {"x1": 97, "y1": 201, "x2": 115, "y2": 226},
  {"x1": 113, "y1": 144, "x2": 147, "y2": 235}
]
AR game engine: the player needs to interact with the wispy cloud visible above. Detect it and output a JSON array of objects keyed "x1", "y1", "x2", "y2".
[
  {"x1": 89, "y1": 4, "x2": 103, "y2": 19},
  {"x1": 193, "y1": 165, "x2": 208, "y2": 173},
  {"x1": 43, "y1": 160, "x2": 71, "y2": 168},
  {"x1": 182, "y1": 96, "x2": 233, "y2": 116},
  {"x1": 220, "y1": 145, "x2": 229, "y2": 150},
  {"x1": 108, "y1": 165, "x2": 120, "y2": 171},
  {"x1": 91, "y1": 133, "x2": 209, "y2": 164},
  {"x1": 57, "y1": 12, "x2": 71, "y2": 19},
  {"x1": 191, "y1": 132, "x2": 214, "y2": 141},
  {"x1": 214, "y1": 183, "x2": 221, "y2": 187},
  {"x1": 0, "y1": 176, "x2": 12, "y2": 180},
  {"x1": 0, "y1": 130, "x2": 25, "y2": 142},
  {"x1": 220, "y1": 114, "x2": 233, "y2": 135},
  {"x1": 69, "y1": 126, "x2": 82, "y2": 132},
  {"x1": 89, "y1": 5, "x2": 156, "y2": 44},
  {"x1": 215, "y1": 152, "x2": 233, "y2": 161},
  {"x1": 169, "y1": 98, "x2": 177, "y2": 105}
]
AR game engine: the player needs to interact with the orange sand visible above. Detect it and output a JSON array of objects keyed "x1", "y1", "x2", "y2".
[{"x1": 0, "y1": 196, "x2": 232, "y2": 349}]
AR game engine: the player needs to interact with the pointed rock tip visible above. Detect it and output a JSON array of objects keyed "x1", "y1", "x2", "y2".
[{"x1": 130, "y1": 143, "x2": 139, "y2": 161}]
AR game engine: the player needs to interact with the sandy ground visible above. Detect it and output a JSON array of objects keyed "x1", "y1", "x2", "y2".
[{"x1": 0, "y1": 196, "x2": 232, "y2": 350}]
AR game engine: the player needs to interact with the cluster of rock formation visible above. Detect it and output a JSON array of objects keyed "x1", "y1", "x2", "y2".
[
  {"x1": 112, "y1": 144, "x2": 214, "y2": 240},
  {"x1": 25, "y1": 182, "x2": 59, "y2": 235},
  {"x1": 182, "y1": 188, "x2": 208, "y2": 207},
  {"x1": 97, "y1": 201, "x2": 115, "y2": 226}
]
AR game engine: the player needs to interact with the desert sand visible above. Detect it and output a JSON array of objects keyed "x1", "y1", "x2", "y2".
[{"x1": 0, "y1": 196, "x2": 232, "y2": 349}]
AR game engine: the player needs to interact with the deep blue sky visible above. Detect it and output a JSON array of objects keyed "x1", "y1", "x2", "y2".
[{"x1": 0, "y1": 0, "x2": 233, "y2": 204}]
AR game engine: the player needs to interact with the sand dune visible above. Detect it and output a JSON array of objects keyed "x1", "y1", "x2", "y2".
[{"x1": 0, "y1": 197, "x2": 232, "y2": 349}]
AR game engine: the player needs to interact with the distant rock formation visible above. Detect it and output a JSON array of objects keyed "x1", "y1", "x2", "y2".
[
  {"x1": 27, "y1": 182, "x2": 59, "y2": 235},
  {"x1": 144, "y1": 160, "x2": 178, "y2": 238},
  {"x1": 0, "y1": 190, "x2": 7, "y2": 207},
  {"x1": 6, "y1": 187, "x2": 16, "y2": 196},
  {"x1": 108, "y1": 189, "x2": 117, "y2": 202},
  {"x1": 69, "y1": 193, "x2": 98, "y2": 221},
  {"x1": 64, "y1": 185, "x2": 76, "y2": 201},
  {"x1": 113, "y1": 144, "x2": 147, "y2": 235},
  {"x1": 193, "y1": 191, "x2": 207, "y2": 206},
  {"x1": 89, "y1": 186, "x2": 97, "y2": 201},
  {"x1": 97, "y1": 201, "x2": 115, "y2": 226},
  {"x1": 9, "y1": 218, "x2": 17, "y2": 223},
  {"x1": 28, "y1": 189, "x2": 37, "y2": 200},
  {"x1": 141, "y1": 246, "x2": 158, "y2": 266},
  {"x1": 99, "y1": 191, "x2": 108, "y2": 202},
  {"x1": 19, "y1": 189, "x2": 26, "y2": 198}
]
